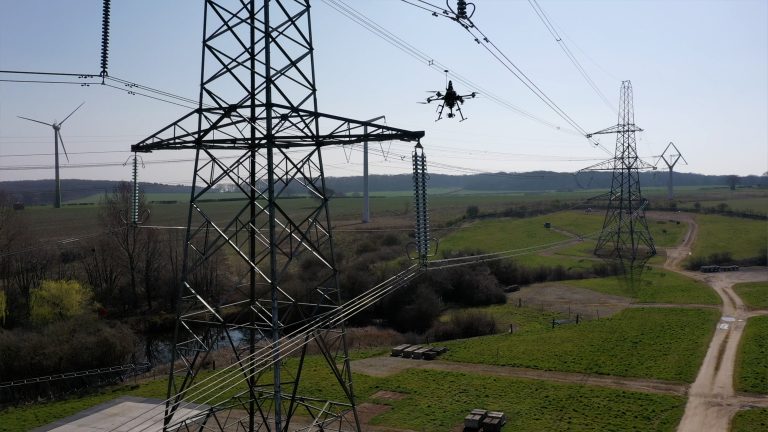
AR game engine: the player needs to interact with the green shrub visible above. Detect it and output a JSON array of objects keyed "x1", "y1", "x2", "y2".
[{"x1": 30, "y1": 280, "x2": 92, "y2": 325}]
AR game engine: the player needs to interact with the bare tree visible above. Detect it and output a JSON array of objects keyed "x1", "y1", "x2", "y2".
[
  {"x1": 82, "y1": 238, "x2": 122, "y2": 307},
  {"x1": 99, "y1": 182, "x2": 148, "y2": 312}
]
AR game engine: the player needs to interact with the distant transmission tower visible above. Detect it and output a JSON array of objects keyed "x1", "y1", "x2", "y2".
[
  {"x1": 580, "y1": 80, "x2": 656, "y2": 269},
  {"x1": 131, "y1": 1, "x2": 423, "y2": 431},
  {"x1": 658, "y1": 142, "x2": 687, "y2": 200}
]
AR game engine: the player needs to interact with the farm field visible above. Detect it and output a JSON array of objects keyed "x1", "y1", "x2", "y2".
[
  {"x1": 733, "y1": 281, "x2": 768, "y2": 309},
  {"x1": 734, "y1": 315, "x2": 768, "y2": 394},
  {"x1": 687, "y1": 214, "x2": 767, "y2": 262},
  {"x1": 441, "y1": 308, "x2": 719, "y2": 383}
]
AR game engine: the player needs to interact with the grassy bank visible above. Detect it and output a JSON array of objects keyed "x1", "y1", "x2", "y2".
[{"x1": 442, "y1": 308, "x2": 719, "y2": 383}]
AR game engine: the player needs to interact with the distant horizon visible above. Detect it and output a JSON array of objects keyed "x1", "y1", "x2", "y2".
[{"x1": 1, "y1": 168, "x2": 766, "y2": 186}]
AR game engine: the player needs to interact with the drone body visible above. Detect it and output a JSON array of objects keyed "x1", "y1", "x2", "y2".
[{"x1": 421, "y1": 78, "x2": 477, "y2": 121}]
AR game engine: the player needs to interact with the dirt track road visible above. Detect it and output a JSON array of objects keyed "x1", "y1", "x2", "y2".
[
  {"x1": 352, "y1": 355, "x2": 689, "y2": 396},
  {"x1": 675, "y1": 266, "x2": 768, "y2": 432},
  {"x1": 658, "y1": 213, "x2": 768, "y2": 432}
]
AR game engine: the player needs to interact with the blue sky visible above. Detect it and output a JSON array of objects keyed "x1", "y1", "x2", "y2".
[{"x1": 0, "y1": 0, "x2": 766, "y2": 185}]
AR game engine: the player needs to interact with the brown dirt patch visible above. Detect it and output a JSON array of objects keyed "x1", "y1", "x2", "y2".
[
  {"x1": 352, "y1": 355, "x2": 428, "y2": 377},
  {"x1": 371, "y1": 390, "x2": 408, "y2": 400},
  {"x1": 356, "y1": 403, "x2": 392, "y2": 424},
  {"x1": 507, "y1": 282, "x2": 632, "y2": 318}
]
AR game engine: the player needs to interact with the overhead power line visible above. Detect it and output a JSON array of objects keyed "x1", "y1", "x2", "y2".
[
  {"x1": 0, "y1": 150, "x2": 129, "y2": 158},
  {"x1": 320, "y1": 0, "x2": 576, "y2": 133},
  {"x1": 397, "y1": 1, "x2": 613, "y2": 155},
  {"x1": 527, "y1": 0, "x2": 616, "y2": 114},
  {"x1": 0, "y1": 70, "x2": 199, "y2": 110}
]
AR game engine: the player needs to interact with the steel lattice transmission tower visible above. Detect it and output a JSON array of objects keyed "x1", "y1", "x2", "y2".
[
  {"x1": 131, "y1": 1, "x2": 423, "y2": 431},
  {"x1": 580, "y1": 80, "x2": 656, "y2": 268}
]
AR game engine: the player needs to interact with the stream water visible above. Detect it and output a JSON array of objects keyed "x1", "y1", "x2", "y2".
[{"x1": 133, "y1": 329, "x2": 248, "y2": 366}]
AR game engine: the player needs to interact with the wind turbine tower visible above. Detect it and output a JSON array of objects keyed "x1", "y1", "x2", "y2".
[
  {"x1": 18, "y1": 102, "x2": 84, "y2": 208},
  {"x1": 659, "y1": 142, "x2": 687, "y2": 200}
]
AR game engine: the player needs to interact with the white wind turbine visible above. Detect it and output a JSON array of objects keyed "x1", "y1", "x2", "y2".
[{"x1": 18, "y1": 102, "x2": 84, "y2": 208}]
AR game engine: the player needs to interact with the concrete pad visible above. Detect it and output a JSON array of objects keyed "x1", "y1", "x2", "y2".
[{"x1": 33, "y1": 396, "x2": 203, "y2": 432}]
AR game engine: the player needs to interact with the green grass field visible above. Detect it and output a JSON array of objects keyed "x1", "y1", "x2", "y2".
[
  {"x1": 441, "y1": 308, "x2": 719, "y2": 383},
  {"x1": 366, "y1": 369, "x2": 685, "y2": 432},
  {"x1": 731, "y1": 408, "x2": 768, "y2": 432},
  {"x1": 734, "y1": 315, "x2": 768, "y2": 394},
  {"x1": 733, "y1": 282, "x2": 768, "y2": 310},
  {"x1": 436, "y1": 210, "x2": 689, "y2": 269},
  {"x1": 689, "y1": 214, "x2": 767, "y2": 262},
  {"x1": 647, "y1": 218, "x2": 689, "y2": 248},
  {"x1": 438, "y1": 214, "x2": 569, "y2": 255},
  {"x1": 6, "y1": 326, "x2": 753, "y2": 431},
  {"x1": 0, "y1": 363, "x2": 687, "y2": 432},
  {"x1": 564, "y1": 268, "x2": 720, "y2": 305}
]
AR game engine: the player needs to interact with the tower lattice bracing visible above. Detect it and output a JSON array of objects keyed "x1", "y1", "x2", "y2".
[
  {"x1": 131, "y1": 1, "x2": 423, "y2": 431},
  {"x1": 582, "y1": 81, "x2": 656, "y2": 268}
]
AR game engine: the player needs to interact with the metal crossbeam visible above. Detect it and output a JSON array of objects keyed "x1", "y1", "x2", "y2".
[{"x1": 131, "y1": 105, "x2": 422, "y2": 152}]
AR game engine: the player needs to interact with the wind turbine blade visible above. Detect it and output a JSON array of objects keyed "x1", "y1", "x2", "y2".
[
  {"x1": 58, "y1": 131, "x2": 70, "y2": 163},
  {"x1": 59, "y1": 102, "x2": 85, "y2": 126},
  {"x1": 17, "y1": 116, "x2": 53, "y2": 127}
]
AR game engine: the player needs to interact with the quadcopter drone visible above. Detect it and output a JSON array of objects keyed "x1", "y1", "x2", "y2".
[{"x1": 419, "y1": 72, "x2": 477, "y2": 121}]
